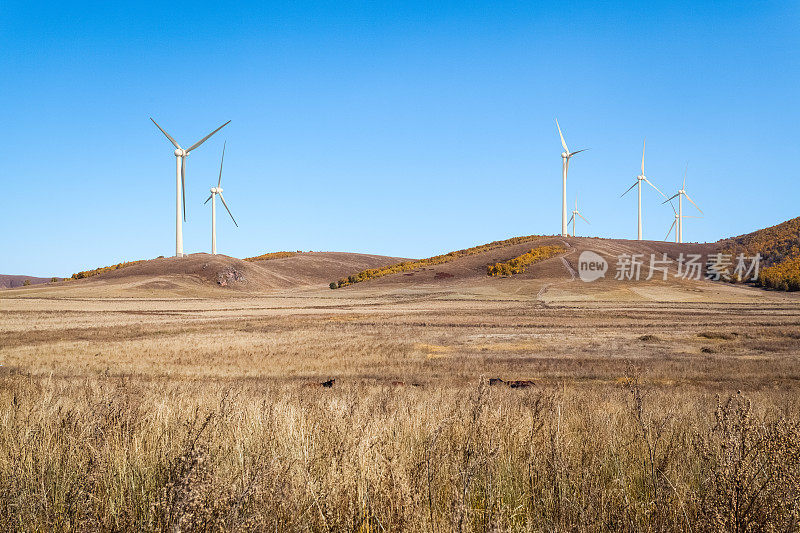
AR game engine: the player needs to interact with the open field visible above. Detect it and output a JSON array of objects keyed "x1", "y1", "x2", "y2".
[{"x1": 1, "y1": 238, "x2": 799, "y2": 531}]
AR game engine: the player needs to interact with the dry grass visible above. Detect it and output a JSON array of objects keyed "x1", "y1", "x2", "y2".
[
  {"x1": 1, "y1": 287, "x2": 799, "y2": 530},
  {"x1": 0, "y1": 377, "x2": 798, "y2": 531}
]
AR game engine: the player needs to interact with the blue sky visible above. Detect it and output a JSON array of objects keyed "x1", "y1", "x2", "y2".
[{"x1": 1, "y1": 1, "x2": 798, "y2": 277}]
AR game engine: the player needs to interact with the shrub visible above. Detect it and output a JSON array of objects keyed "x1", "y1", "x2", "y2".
[
  {"x1": 22, "y1": 279, "x2": 30, "y2": 286},
  {"x1": 329, "y1": 282, "x2": 337, "y2": 290},
  {"x1": 51, "y1": 277, "x2": 58, "y2": 283},
  {"x1": 72, "y1": 260, "x2": 145, "y2": 280},
  {"x1": 487, "y1": 245, "x2": 565, "y2": 277},
  {"x1": 244, "y1": 251, "x2": 299, "y2": 262},
  {"x1": 758, "y1": 256, "x2": 800, "y2": 291}
]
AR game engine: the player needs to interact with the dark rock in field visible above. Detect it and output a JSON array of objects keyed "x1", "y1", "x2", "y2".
[{"x1": 217, "y1": 268, "x2": 246, "y2": 286}]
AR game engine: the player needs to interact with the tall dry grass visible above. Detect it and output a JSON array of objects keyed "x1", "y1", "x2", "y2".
[{"x1": 0, "y1": 375, "x2": 797, "y2": 532}]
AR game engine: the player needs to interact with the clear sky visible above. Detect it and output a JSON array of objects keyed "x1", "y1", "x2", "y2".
[{"x1": 1, "y1": 1, "x2": 798, "y2": 277}]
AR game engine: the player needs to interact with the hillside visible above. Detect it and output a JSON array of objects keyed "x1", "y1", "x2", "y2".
[
  {"x1": 718, "y1": 217, "x2": 800, "y2": 290},
  {"x1": 717, "y1": 217, "x2": 800, "y2": 267},
  {"x1": 1, "y1": 252, "x2": 409, "y2": 297},
  {"x1": 322, "y1": 234, "x2": 765, "y2": 303},
  {"x1": 0, "y1": 275, "x2": 59, "y2": 289}
]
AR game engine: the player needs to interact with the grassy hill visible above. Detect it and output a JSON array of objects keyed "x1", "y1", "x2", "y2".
[{"x1": 718, "y1": 217, "x2": 800, "y2": 290}]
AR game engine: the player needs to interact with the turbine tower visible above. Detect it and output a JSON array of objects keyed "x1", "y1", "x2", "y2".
[
  {"x1": 662, "y1": 164, "x2": 703, "y2": 243},
  {"x1": 150, "y1": 117, "x2": 230, "y2": 257},
  {"x1": 620, "y1": 139, "x2": 667, "y2": 240},
  {"x1": 556, "y1": 119, "x2": 587, "y2": 237},
  {"x1": 665, "y1": 201, "x2": 702, "y2": 243},
  {"x1": 204, "y1": 142, "x2": 238, "y2": 255},
  {"x1": 567, "y1": 195, "x2": 590, "y2": 237}
]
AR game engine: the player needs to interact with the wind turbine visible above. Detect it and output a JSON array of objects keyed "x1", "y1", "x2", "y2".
[
  {"x1": 556, "y1": 119, "x2": 587, "y2": 237},
  {"x1": 662, "y1": 164, "x2": 703, "y2": 243},
  {"x1": 204, "y1": 142, "x2": 238, "y2": 255},
  {"x1": 567, "y1": 195, "x2": 590, "y2": 237},
  {"x1": 150, "y1": 117, "x2": 230, "y2": 257},
  {"x1": 620, "y1": 139, "x2": 667, "y2": 240}
]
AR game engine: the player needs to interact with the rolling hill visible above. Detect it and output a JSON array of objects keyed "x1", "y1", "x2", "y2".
[
  {"x1": 0, "y1": 275, "x2": 59, "y2": 289},
  {"x1": 3, "y1": 217, "x2": 799, "y2": 297}
]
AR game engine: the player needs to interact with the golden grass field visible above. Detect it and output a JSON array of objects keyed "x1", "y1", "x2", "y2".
[{"x1": 1, "y1": 238, "x2": 799, "y2": 531}]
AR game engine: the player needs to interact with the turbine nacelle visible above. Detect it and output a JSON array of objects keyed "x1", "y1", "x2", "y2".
[
  {"x1": 561, "y1": 152, "x2": 568, "y2": 159},
  {"x1": 210, "y1": 186, "x2": 222, "y2": 194},
  {"x1": 173, "y1": 148, "x2": 187, "y2": 157}
]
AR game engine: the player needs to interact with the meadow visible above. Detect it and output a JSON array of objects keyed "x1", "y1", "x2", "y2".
[{"x1": 1, "y1": 283, "x2": 799, "y2": 531}]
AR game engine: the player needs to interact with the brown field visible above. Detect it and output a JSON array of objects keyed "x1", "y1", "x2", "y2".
[{"x1": 1, "y1": 239, "x2": 799, "y2": 531}]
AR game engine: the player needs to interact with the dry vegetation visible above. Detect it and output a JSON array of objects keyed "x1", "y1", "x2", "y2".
[
  {"x1": 71, "y1": 259, "x2": 146, "y2": 279},
  {"x1": 1, "y1": 286, "x2": 799, "y2": 531},
  {"x1": 1, "y1": 377, "x2": 798, "y2": 531},
  {"x1": 244, "y1": 251, "x2": 300, "y2": 262},
  {"x1": 487, "y1": 245, "x2": 565, "y2": 277},
  {"x1": 332, "y1": 235, "x2": 546, "y2": 288},
  {"x1": 719, "y1": 216, "x2": 800, "y2": 291}
]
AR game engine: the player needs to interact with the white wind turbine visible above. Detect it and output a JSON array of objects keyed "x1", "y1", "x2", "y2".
[
  {"x1": 620, "y1": 139, "x2": 667, "y2": 240},
  {"x1": 662, "y1": 164, "x2": 703, "y2": 243},
  {"x1": 204, "y1": 142, "x2": 238, "y2": 255},
  {"x1": 567, "y1": 195, "x2": 590, "y2": 237},
  {"x1": 556, "y1": 119, "x2": 587, "y2": 237},
  {"x1": 150, "y1": 117, "x2": 230, "y2": 257}
]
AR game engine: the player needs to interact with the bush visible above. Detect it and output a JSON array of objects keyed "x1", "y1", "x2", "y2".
[
  {"x1": 22, "y1": 279, "x2": 30, "y2": 286},
  {"x1": 758, "y1": 256, "x2": 800, "y2": 291},
  {"x1": 244, "y1": 251, "x2": 299, "y2": 262},
  {"x1": 487, "y1": 245, "x2": 566, "y2": 277},
  {"x1": 72, "y1": 260, "x2": 144, "y2": 280},
  {"x1": 50, "y1": 277, "x2": 58, "y2": 283},
  {"x1": 329, "y1": 282, "x2": 338, "y2": 290}
]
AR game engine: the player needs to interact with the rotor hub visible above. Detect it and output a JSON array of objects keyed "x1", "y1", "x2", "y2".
[
  {"x1": 561, "y1": 152, "x2": 568, "y2": 159},
  {"x1": 174, "y1": 148, "x2": 186, "y2": 157}
]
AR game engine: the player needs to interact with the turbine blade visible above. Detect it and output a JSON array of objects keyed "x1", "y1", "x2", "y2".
[
  {"x1": 204, "y1": 194, "x2": 213, "y2": 205},
  {"x1": 568, "y1": 148, "x2": 588, "y2": 157},
  {"x1": 217, "y1": 141, "x2": 226, "y2": 188},
  {"x1": 150, "y1": 118, "x2": 181, "y2": 150},
  {"x1": 683, "y1": 191, "x2": 703, "y2": 214},
  {"x1": 218, "y1": 193, "x2": 238, "y2": 227},
  {"x1": 620, "y1": 181, "x2": 638, "y2": 198},
  {"x1": 556, "y1": 119, "x2": 568, "y2": 153},
  {"x1": 641, "y1": 138, "x2": 645, "y2": 175},
  {"x1": 683, "y1": 163, "x2": 688, "y2": 190},
  {"x1": 186, "y1": 120, "x2": 231, "y2": 153},
  {"x1": 578, "y1": 213, "x2": 590, "y2": 224},
  {"x1": 661, "y1": 193, "x2": 680, "y2": 204},
  {"x1": 665, "y1": 220, "x2": 676, "y2": 241},
  {"x1": 181, "y1": 157, "x2": 186, "y2": 221},
  {"x1": 643, "y1": 176, "x2": 667, "y2": 198},
  {"x1": 683, "y1": 215, "x2": 703, "y2": 219},
  {"x1": 567, "y1": 214, "x2": 574, "y2": 224},
  {"x1": 668, "y1": 199, "x2": 677, "y2": 215}
]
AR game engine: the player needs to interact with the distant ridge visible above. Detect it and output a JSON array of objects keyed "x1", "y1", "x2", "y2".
[{"x1": 0, "y1": 275, "x2": 59, "y2": 289}]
